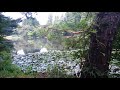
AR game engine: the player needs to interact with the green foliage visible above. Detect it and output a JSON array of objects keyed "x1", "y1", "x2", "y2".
[
  {"x1": 27, "y1": 31, "x2": 36, "y2": 37},
  {"x1": 64, "y1": 12, "x2": 81, "y2": 31},
  {"x1": 47, "y1": 64, "x2": 66, "y2": 78},
  {"x1": 0, "y1": 50, "x2": 39, "y2": 78},
  {"x1": 22, "y1": 17, "x2": 39, "y2": 27},
  {"x1": 0, "y1": 61, "x2": 22, "y2": 78},
  {"x1": 0, "y1": 14, "x2": 10, "y2": 35},
  {"x1": 47, "y1": 64, "x2": 75, "y2": 78},
  {"x1": 112, "y1": 28, "x2": 120, "y2": 62},
  {"x1": 16, "y1": 12, "x2": 94, "y2": 51},
  {"x1": 81, "y1": 63, "x2": 108, "y2": 78},
  {"x1": 0, "y1": 40, "x2": 13, "y2": 52},
  {"x1": 22, "y1": 12, "x2": 39, "y2": 26},
  {"x1": 0, "y1": 51, "x2": 11, "y2": 61},
  {"x1": 37, "y1": 28, "x2": 48, "y2": 38},
  {"x1": 0, "y1": 13, "x2": 38, "y2": 78},
  {"x1": 47, "y1": 14, "x2": 53, "y2": 25},
  {"x1": 0, "y1": 51, "x2": 23, "y2": 78},
  {"x1": 110, "y1": 28, "x2": 120, "y2": 78}
]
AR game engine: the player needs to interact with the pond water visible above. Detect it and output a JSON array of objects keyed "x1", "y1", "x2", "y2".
[
  {"x1": 13, "y1": 37, "x2": 53, "y2": 54},
  {"x1": 10, "y1": 36, "x2": 120, "y2": 77}
]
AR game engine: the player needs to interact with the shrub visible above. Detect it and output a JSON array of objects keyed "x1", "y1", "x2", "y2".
[
  {"x1": 0, "y1": 51, "x2": 36, "y2": 78},
  {"x1": 47, "y1": 64, "x2": 75, "y2": 78}
]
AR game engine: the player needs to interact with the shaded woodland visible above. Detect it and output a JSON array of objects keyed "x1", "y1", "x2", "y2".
[{"x1": 0, "y1": 12, "x2": 120, "y2": 78}]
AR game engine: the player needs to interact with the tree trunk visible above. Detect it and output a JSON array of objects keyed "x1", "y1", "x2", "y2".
[{"x1": 81, "y1": 12, "x2": 120, "y2": 78}]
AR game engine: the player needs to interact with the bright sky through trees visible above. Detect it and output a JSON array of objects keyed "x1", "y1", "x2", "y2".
[{"x1": 3, "y1": 12, "x2": 66, "y2": 25}]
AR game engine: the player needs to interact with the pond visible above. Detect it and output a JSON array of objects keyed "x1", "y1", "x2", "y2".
[{"x1": 13, "y1": 36, "x2": 53, "y2": 54}]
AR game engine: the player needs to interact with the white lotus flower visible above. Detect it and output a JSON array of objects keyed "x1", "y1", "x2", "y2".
[
  {"x1": 17, "y1": 49, "x2": 25, "y2": 55},
  {"x1": 40, "y1": 48, "x2": 48, "y2": 53}
]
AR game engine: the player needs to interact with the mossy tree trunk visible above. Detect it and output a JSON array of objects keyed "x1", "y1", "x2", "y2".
[{"x1": 81, "y1": 12, "x2": 120, "y2": 78}]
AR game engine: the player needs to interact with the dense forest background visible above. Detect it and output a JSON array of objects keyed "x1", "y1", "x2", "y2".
[{"x1": 0, "y1": 12, "x2": 120, "y2": 78}]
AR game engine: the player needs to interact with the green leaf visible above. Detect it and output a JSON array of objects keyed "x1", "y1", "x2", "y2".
[{"x1": 90, "y1": 29, "x2": 97, "y2": 33}]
